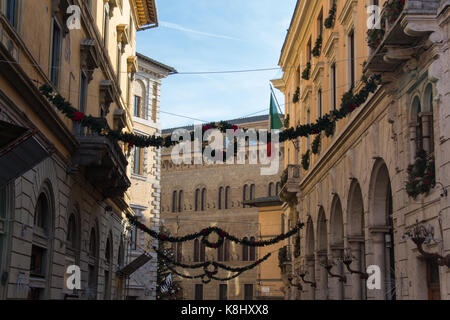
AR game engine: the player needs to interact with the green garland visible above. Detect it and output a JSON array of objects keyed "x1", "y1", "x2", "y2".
[
  {"x1": 367, "y1": 29, "x2": 385, "y2": 49},
  {"x1": 126, "y1": 212, "x2": 304, "y2": 247},
  {"x1": 312, "y1": 35, "x2": 322, "y2": 57},
  {"x1": 324, "y1": 120, "x2": 336, "y2": 137},
  {"x1": 311, "y1": 133, "x2": 321, "y2": 155},
  {"x1": 301, "y1": 62, "x2": 312, "y2": 80},
  {"x1": 384, "y1": 0, "x2": 405, "y2": 24},
  {"x1": 324, "y1": 1, "x2": 337, "y2": 29},
  {"x1": 293, "y1": 87, "x2": 300, "y2": 104},
  {"x1": 406, "y1": 150, "x2": 435, "y2": 199},
  {"x1": 301, "y1": 150, "x2": 310, "y2": 171}
]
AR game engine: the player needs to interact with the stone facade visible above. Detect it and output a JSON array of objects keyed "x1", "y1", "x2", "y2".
[
  {"x1": 0, "y1": 0, "x2": 159, "y2": 299},
  {"x1": 160, "y1": 115, "x2": 285, "y2": 300},
  {"x1": 274, "y1": 0, "x2": 450, "y2": 300},
  {"x1": 127, "y1": 53, "x2": 175, "y2": 300}
]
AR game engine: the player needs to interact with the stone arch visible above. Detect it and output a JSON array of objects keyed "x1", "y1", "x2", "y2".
[
  {"x1": 329, "y1": 195, "x2": 345, "y2": 300},
  {"x1": 347, "y1": 179, "x2": 367, "y2": 300},
  {"x1": 368, "y1": 159, "x2": 396, "y2": 300},
  {"x1": 316, "y1": 207, "x2": 328, "y2": 299},
  {"x1": 305, "y1": 216, "x2": 315, "y2": 300}
]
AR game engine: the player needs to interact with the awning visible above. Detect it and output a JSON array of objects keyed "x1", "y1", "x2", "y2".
[
  {"x1": 116, "y1": 253, "x2": 152, "y2": 278},
  {"x1": 0, "y1": 120, "x2": 50, "y2": 185}
]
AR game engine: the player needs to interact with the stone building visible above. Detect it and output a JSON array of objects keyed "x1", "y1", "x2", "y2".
[
  {"x1": 0, "y1": 0, "x2": 159, "y2": 299},
  {"x1": 273, "y1": 0, "x2": 450, "y2": 300},
  {"x1": 160, "y1": 115, "x2": 285, "y2": 300},
  {"x1": 126, "y1": 53, "x2": 175, "y2": 300}
]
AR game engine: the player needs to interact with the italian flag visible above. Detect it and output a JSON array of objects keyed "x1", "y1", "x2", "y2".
[{"x1": 268, "y1": 92, "x2": 283, "y2": 157}]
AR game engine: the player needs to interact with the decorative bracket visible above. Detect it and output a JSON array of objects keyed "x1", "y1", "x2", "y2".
[
  {"x1": 99, "y1": 80, "x2": 114, "y2": 116},
  {"x1": 80, "y1": 39, "x2": 99, "y2": 83}
]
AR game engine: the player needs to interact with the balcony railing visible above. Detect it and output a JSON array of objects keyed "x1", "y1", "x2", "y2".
[
  {"x1": 279, "y1": 164, "x2": 301, "y2": 205},
  {"x1": 365, "y1": 0, "x2": 441, "y2": 74},
  {"x1": 73, "y1": 119, "x2": 131, "y2": 202}
]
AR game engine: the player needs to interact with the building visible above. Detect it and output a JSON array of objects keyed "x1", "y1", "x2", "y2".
[
  {"x1": 0, "y1": 0, "x2": 159, "y2": 299},
  {"x1": 244, "y1": 196, "x2": 285, "y2": 300},
  {"x1": 160, "y1": 115, "x2": 285, "y2": 300},
  {"x1": 273, "y1": 0, "x2": 450, "y2": 300},
  {"x1": 126, "y1": 53, "x2": 176, "y2": 300}
]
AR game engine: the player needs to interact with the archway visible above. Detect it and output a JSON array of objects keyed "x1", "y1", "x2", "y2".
[
  {"x1": 316, "y1": 208, "x2": 328, "y2": 299},
  {"x1": 369, "y1": 160, "x2": 396, "y2": 300},
  {"x1": 305, "y1": 216, "x2": 315, "y2": 300},
  {"x1": 347, "y1": 180, "x2": 366, "y2": 299},
  {"x1": 329, "y1": 195, "x2": 344, "y2": 300}
]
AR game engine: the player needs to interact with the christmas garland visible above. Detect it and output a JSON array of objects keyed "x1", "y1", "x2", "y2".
[
  {"x1": 324, "y1": 1, "x2": 337, "y2": 29},
  {"x1": 367, "y1": 29, "x2": 385, "y2": 49},
  {"x1": 312, "y1": 35, "x2": 323, "y2": 57},
  {"x1": 384, "y1": 0, "x2": 405, "y2": 24},
  {"x1": 301, "y1": 62, "x2": 312, "y2": 80},
  {"x1": 311, "y1": 133, "x2": 321, "y2": 155},
  {"x1": 293, "y1": 87, "x2": 300, "y2": 104},
  {"x1": 126, "y1": 212, "x2": 304, "y2": 247},
  {"x1": 406, "y1": 149, "x2": 435, "y2": 199},
  {"x1": 301, "y1": 150, "x2": 310, "y2": 171}
]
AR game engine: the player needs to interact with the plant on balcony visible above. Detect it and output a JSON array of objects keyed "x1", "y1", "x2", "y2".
[
  {"x1": 311, "y1": 134, "x2": 321, "y2": 155},
  {"x1": 312, "y1": 35, "x2": 323, "y2": 57},
  {"x1": 302, "y1": 62, "x2": 312, "y2": 80},
  {"x1": 301, "y1": 150, "x2": 310, "y2": 171},
  {"x1": 284, "y1": 114, "x2": 290, "y2": 128},
  {"x1": 293, "y1": 235, "x2": 301, "y2": 258},
  {"x1": 406, "y1": 150, "x2": 435, "y2": 199},
  {"x1": 367, "y1": 28, "x2": 385, "y2": 49},
  {"x1": 324, "y1": 1, "x2": 337, "y2": 28},
  {"x1": 384, "y1": 0, "x2": 405, "y2": 24},
  {"x1": 293, "y1": 87, "x2": 300, "y2": 103}
]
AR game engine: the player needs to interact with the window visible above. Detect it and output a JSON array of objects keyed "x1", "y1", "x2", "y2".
[
  {"x1": 34, "y1": 194, "x2": 49, "y2": 232},
  {"x1": 318, "y1": 89, "x2": 323, "y2": 119},
  {"x1": 249, "y1": 237, "x2": 256, "y2": 261},
  {"x1": 243, "y1": 185, "x2": 248, "y2": 208},
  {"x1": 331, "y1": 63, "x2": 337, "y2": 110},
  {"x1": 276, "y1": 182, "x2": 280, "y2": 195},
  {"x1": 79, "y1": 70, "x2": 88, "y2": 113},
  {"x1": 176, "y1": 242, "x2": 182, "y2": 263},
  {"x1": 66, "y1": 213, "x2": 78, "y2": 249},
  {"x1": 268, "y1": 183, "x2": 274, "y2": 197},
  {"x1": 244, "y1": 284, "x2": 254, "y2": 300},
  {"x1": 103, "y1": 4, "x2": 109, "y2": 47},
  {"x1": 242, "y1": 237, "x2": 249, "y2": 261},
  {"x1": 50, "y1": 19, "x2": 62, "y2": 86},
  {"x1": 200, "y1": 241, "x2": 206, "y2": 262},
  {"x1": 195, "y1": 284, "x2": 203, "y2": 300},
  {"x1": 224, "y1": 239, "x2": 230, "y2": 262},
  {"x1": 218, "y1": 241, "x2": 224, "y2": 262},
  {"x1": 172, "y1": 191, "x2": 177, "y2": 213},
  {"x1": 225, "y1": 186, "x2": 231, "y2": 209},
  {"x1": 349, "y1": 30, "x2": 355, "y2": 88},
  {"x1": 178, "y1": 191, "x2": 183, "y2": 212},
  {"x1": 195, "y1": 189, "x2": 200, "y2": 211},
  {"x1": 130, "y1": 225, "x2": 137, "y2": 250},
  {"x1": 317, "y1": 8, "x2": 323, "y2": 37},
  {"x1": 89, "y1": 228, "x2": 97, "y2": 256},
  {"x1": 193, "y1": 239, "x2": 199, "y2": 262},
  {"x1": 423, "y1": 84, "x2": 435, "y2": 154},
  {"x1": 201, "y1": 188, "x2": 207, "y2": 211},
  {"x1": 307, "y1": 38, "x2": 312, "y2": 63},
  {"x1": 133, "y1": 147, "x2": 144, "y2": 175},
  {"x1": 30, "y1": 245, "x2": 46, "y2": 277},
  {"x1": 134, "y1": 96, "x2": 142, "y2": 117},
  {"x1": 218, "y1": 187, "x2": 223, "y2": 210},
  {"x1": 219, "y1": 284, "x2": 227, "y2": 300},
  {"x1": 412, "y1": 96, "x2": 423, "y2": 152},
  {"x1": 6, "y1": 0, "x2": 17, "y2": 27},
  {"x1": 250, "y1": 184, "x2": 256, "y2": 200}
]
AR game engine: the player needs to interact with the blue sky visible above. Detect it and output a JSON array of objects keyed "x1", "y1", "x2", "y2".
[{"x1": 136, "y1": 0, "x2": 297, "y2": 129}]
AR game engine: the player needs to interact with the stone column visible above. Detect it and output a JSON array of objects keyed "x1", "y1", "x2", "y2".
[
  {"x1": 316, "y1": 251, "x2": 328, "y2": 300},
  {"x1": 306, "y1": 256, "x2": 316, "y2": 300},
  {"x1": 348, "y1": 240, "x2": 363, "y2": 300},
  {"x1": 369, "y1": 228, "x2": 389, "y2": 300},
  {"x1": 330, "y1": 249, "x2": 344, "y2": 300}
]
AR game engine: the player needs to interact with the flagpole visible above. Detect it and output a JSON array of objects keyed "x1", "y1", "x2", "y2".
[{"x1": 270, "y1": 84, "x2": 284, "y2": 115}]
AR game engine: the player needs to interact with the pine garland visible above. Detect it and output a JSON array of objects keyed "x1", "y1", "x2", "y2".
[
  {"x1": 384, "y1": 0, "x2": 405, "y2": 24},
  {"x1": 126, "y1": 212, "x2": 304, "y2": 247},
  {"x1": 301, "y1": 62, "x2": 312, "y2": 80},
  {"x1": 293, "y1": 87, "x2": 300, "y2": 104},
  {"x1": 324, "y1": 1, "x2": 337, "y2": 29},
  {"x1": 406, "y1": 150, "x2": 435, "y2": 199},
  {"x1": 312, "y1": 35, "x2": 323, "y2": 57},
  {"x1": 301, "y1": 150, "x2": 310, "y2": 171},
  {"x1": 311, "y1": 133, "x2": 321, "y2": 155}
]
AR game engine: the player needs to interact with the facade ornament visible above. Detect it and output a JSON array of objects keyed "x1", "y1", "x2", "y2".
[{"x1": 80, "y1": 39, "x2": 99, "y2": 83}]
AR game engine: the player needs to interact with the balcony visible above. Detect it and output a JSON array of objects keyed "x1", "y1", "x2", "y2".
[
  {"x1": 365, "y1": 0, "x2": 441, "y2": 74},
  {"x1": 72, "y1": 121, "x2": 130, "y2": 205},
  {"x1": 279, "y1": 165, "x2": 301, "y2": 205}
]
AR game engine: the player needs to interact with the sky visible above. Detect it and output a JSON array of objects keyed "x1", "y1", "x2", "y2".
[{"x1": 136, "y1": 0, "x2": 297, "y2": 130}]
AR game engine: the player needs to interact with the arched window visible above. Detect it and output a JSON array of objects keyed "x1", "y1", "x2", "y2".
[
  {"x1": 218, "y1": 187, "x2": 223, "y2": 210},
  {"x1": 200, "y1": 241, "x2": 206, "y2": 262},
  {"x1": 249, "y1": 237, "x2": 256, "y2": 261},
  {"x1": 242, "y1": 237, "x2": 249, "y2": 261},
  {"x1": 225, "y1": 186, "x2": 231, "y2": 209},
  {"x1": 276, "y1": 182, "x2": 280, "y2": 195},
  {"x1": 224, "y1": 239, "x2": 230, "y2": 262},
  {"x1": 66, "y1": 213, "x2": 78, "y2": 250},
  {"x1": 412, "y1": 96, "x2": 423, "y2": 152},
  {"x1": 178, "y1": 190, "x2": 183, "y2": 212},
  {"x1": 89, "y1": 228, "x2": 97, "y2": 258},
  {"x1": 250, "y1": 184, "x2": 256, "y2": 200},
  {"x1": 172, "y1": 191, "x2": 177, "y2": 213},
  {"x1": 193, "y1": 239, "x2": 200, "y2": 262},
  {"x1": 201, "y1": 188, "x2": 207, "y2": 211},
  {"x1": 423, "y1": 84, "x2": 434, "y2": 154},
  {"x1": 243, "y1": 185, "x2": 248, "y2": 208},
  {"x1": 176, "y1": 242, "x2": 182, "y2": 263},
  {"x1": 195, "y1": 189, "x2": 200, "y2": 211},
  {"x1": 268, "y1": 183, "x2": 274, "y2": 197},
  {"x1": 34, "y1": 194, "x2": 49, "y2": 232}
]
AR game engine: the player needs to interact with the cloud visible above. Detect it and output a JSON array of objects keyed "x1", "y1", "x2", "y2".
[{"x1": 159, "y1": 21, "x2": 242, "y2": 41}]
